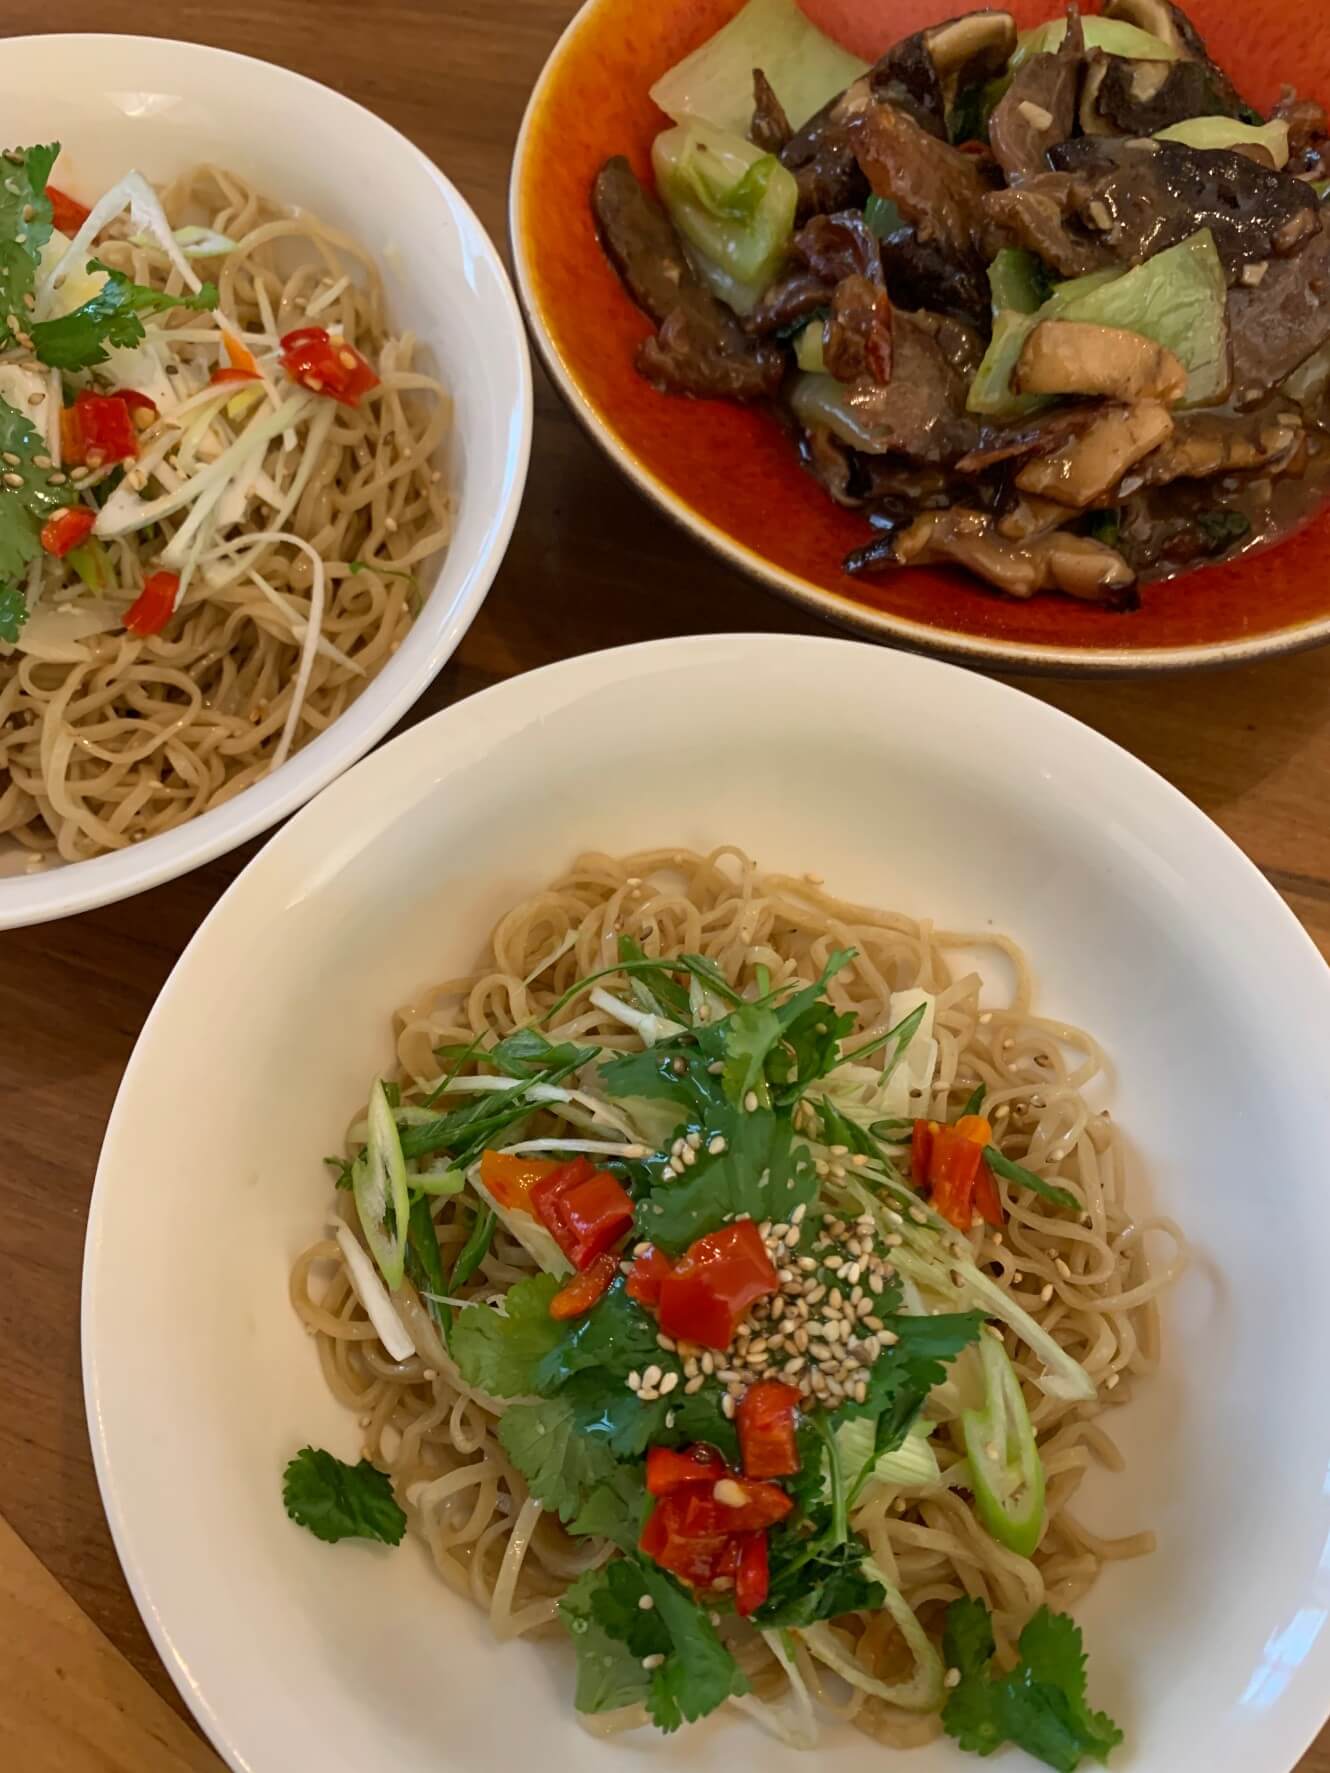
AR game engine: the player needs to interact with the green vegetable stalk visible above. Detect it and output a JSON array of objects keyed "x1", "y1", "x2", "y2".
[
  {"x1": 962, "y1": 1335, "x2": 1046, "y2": 1558},
  {"x1": 652, "y1": 120, "x2": 798, "y2": 315}
]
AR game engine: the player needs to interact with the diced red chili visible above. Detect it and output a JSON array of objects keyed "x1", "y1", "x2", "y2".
[
  {"x1": 530, "y1": 1157, "x2": 634, "y2": 1271},
  {"x1": 548, "y1": 1250, "x2": 617, "y2": 1321},
  {"x1": 735, "y1": 1532, "x2": 770, "y2": 1616},
  {"x1": 645, "y1": 1444, "x2": 728, "y2": 1496},
  {"x1": 639, "y1": 1497, "x2": 732, "y2": 1588},
  {"x1": 478, "y1": 1149, "x2": 559, "y2": 1213},
  {"x1": 913, "y1": 1114, "x2": 1002, "y2": 1232},
  {"x1": 737, "y1": 1379, "x2": 801, "y2": 1479},
  {"x1": 670, "y1": 1478, "x2": 793, "y2": 1537},
  {"x1": 974, "y1": 1164, "x2": 1004, "y2": 1229},
  {"x1": 626, "y1": 1242, "x2": 672, "y2": 1307},
  {"x1": 279, "y1": 325, "x2": 379, "y2": 406},
  {"x1": 123, "y1": 570, "x2": 180, "y2": 638},
  {"x1": 39, "y1": 505, "x2": 96, "y2": 558},
  {"x1": 60, "y1": 393, "x2": 140, "y2": 469},
  {"x1": 46, "y1": 184, "x2": 90, "y2": 234},
  {"x1": 656, "y1": 1218, "x2": 778, "y2": 1350}
]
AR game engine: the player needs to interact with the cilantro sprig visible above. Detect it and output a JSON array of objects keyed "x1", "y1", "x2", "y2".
[
  {"x1": 561, "y1": 1559, "x2": 748, "y2": 1732},
  {"x1": 943, "y1": 1597, "x2": 1124, "y2": 1770},
  {"x1": 281, "y1": 1447, "x2": 406, "y2": 1546},
  {"x1": 0, "y1": 394, "x2": 81, "y2": 642},
  {"x1": 29, "y1": 260, "x2": 218, "y2": 369},
  {"x1": 0, "y1": 143, "x2": 56, "y2": 338}
]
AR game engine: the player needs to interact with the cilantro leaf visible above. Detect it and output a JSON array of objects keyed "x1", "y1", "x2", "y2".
[
  {"x1": 570, "y1": 1466, "x2": 648, "y2": 1550},
  {"x1": 487, "y1": 1026, "x2": 599, "y2": 1080},
  {"x1": 0, "y1": 393, "x2": 82, "y2": 637},
  {"x1": 833, "y1": 1311, "x2": 984, "y2": 1438},
  {"x1": 639, "y1": 1561, "x2": 749, "y2": 1731},
  {"x1": 0, "y1": 144, "x2": 57, "y2": 335},
  {"x1": 451, "y1": 1274, "x2": 562, "y2": 1397},
  {"x1": 532, "y1": 1278, "x2": 664, "y2": 1394},
  {"x1": 498, "y1": 1394, "x2": 624, "y2": 1524},
  {"x1": 30, "y1": 262, "x2": 218, "y2": 370},
  {"x1": 0, "y1": 581, "x2": 27, "y2": 644},
  {"x1": 943, "y1": 1598, "x2": 1125, "y2": 1771},
  {"x1": 754, "y1": 1527, "x2": 885, "y2": 1628},
  {"x1": 719, "y1": 1003, "x2": 783, "y2": 1108},
  {"x1": 635, "y1": 1106, "x2": 820, "y2": 1251},
  {"x1": 560, "y1": 1567, "x2": 653, "y2": 1714},
  {"x1": 281, "y1": 1446, "x2": 406, "y2": 1546},
  {"x1": 561, "y1": 1559, "x2": 748, "y2": 1729}
]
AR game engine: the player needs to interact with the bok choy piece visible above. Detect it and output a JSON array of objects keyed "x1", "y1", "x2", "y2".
[
  {"x1": 649, "y1": 0, "x2": 868, "y2": 138},
  {"x1": 970, "y1": 231, "x2": 1228, "y2": 414},
  {"x1": 652, "y1": 121, "x2": 798, "y2": 316},
  {"x1": 1010, "y1": 16, "x2": 1179, "y2": 69},
  {"x1": 961, "y1": 1335, "x2": 1046, "y2": 1557},
  {"x1": 354, "y1": 1078, "x2": 411, "y2": 1291}
]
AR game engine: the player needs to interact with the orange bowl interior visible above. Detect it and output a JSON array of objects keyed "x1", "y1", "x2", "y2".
[{"x1": 516, "y1": 0, "x2": 1330, "y2": 658}]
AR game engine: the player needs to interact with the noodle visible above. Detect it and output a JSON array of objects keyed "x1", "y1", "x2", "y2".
[
  {"x1": 0, "y1": 165, "x2": 452, "y2": 863},
  {"x1": 291, "y1": 847, "x2": 1184, "y2": 1744}
]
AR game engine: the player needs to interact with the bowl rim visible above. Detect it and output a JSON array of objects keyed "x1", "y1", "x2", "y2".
[
  {"x1": 0, "y1": 31, "x2": 533, "y2": 931},
  {"x1": 82, "y1": 629, "x2": 1330, "y2": 1773},
  {"x1": 507, "y1": 0, "x2": 1330, "y2": 680}
]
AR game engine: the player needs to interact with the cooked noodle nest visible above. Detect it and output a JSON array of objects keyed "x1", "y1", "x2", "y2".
[
  {"x1": 0, "y1": 164, "x2": 452, "y2": 864},
  {"x1": 291, "y1": 846, "x2": 1185, "y2": 1749}
]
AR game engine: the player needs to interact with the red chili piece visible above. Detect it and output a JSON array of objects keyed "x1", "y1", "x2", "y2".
[
  {"x1": 279, "y1": 325, "x2": 379, "y2": 406},
  {"x1": 625, "y1": 1242, "x2": 672, "y2": 1307},
  {"x1": 46, "y1": 184, "x2": 90, "y2": 234},
  {"x1": 737, "y1": 1379, "x2": 802, "y2": 1479},
  {"x1": 656, "y1": 1218, "x2": 778, "y2": 1350},
  {"x1": 548, "y1": 1250, "x2": 618, "y2": 1321},
  {"x1": 124, "y1": 570, "x2": 180, "y2": 638},
  {"x1": 60, "y1": 393, "x2": 142, "y2": 468},
  {"x1": 39, "y1": 506, "x2": 96, "y2": 558},
  {"x1": 529, "y1": 1157, "x2": 635, "y2": 1271}
]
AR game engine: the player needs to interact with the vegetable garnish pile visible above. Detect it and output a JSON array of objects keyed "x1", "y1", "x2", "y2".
[
  {"x1": 592, "y1": 0, "x2": 1330, "y2": 605},
  {"x1": 285, "y1": 938, "x2": 1130, "y2": 1769}
]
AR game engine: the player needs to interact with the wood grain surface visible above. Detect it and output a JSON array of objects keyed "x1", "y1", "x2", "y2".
[{"x1": 0, "y1": 3, "x2": 1327, "y2": 1767}]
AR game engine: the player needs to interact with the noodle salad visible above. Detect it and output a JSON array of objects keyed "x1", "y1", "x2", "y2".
[
  {"x1": 286, "y1": 850, "x2": 1183, "y2": 1769},
  {"x1": 0, "y1": 143, "x2": 450, "y2": 862}
]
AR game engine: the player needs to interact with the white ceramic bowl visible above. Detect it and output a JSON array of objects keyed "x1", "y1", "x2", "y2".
[
  {"x1": 0, "y1": 34, "x2": 531, "y2": 930},
  {"x1": 85, "y1": 633, "x2": 1330, "y2": 1773}
]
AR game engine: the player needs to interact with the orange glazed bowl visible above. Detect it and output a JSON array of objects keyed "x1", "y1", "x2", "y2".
[{"x1": 511, "y1": 0, "x2": 1330, "y2": 674}]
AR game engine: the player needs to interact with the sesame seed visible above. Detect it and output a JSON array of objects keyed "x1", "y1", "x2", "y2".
[
  {"x1": 659, "y1": 1371, "x2": 679, "y2": 1395},
  {"x1": 638, "y1": 1386, "x2": 658, "y2": 1402},
  {"x1": 657, "y1": 1333, "x2": 676, "y2": 1351},
  {"x1": 1106, "y1": 1373, "x2": 1120, "y2": 1390},
  {"x1": 1012, "y1": 1271, "x2": 1024, "y2": 1284},
  {"x1": 792, "y1": 1203, "x2": 807, "y2": 1225},
  {"x1": 721, "y1": 1393, "x2": 736, "y2": 1419},
  {"x1": 708, "y1": 1135, "x2": 727, "y2": 1155},
  {"x1": 909, "y1": 1206, "x2": 928, "y2": 1225},
  {"x1": 701, "y1": 1352, "x2": 715, "y2": 1375},
  {"x1": 784, "y1": 1356, "x2": 806, "y2": 1376},
  {"x1": 829, "y1": 1144, "x2": 849, "y2": 1157},
  {"x1": 944, "y1": 1668, "x2": 962, "y2": 1690},
  {"x1": 638, "y1": 1594, "x2": 655, "y2": 1611},
  {"x1": 1055, "y1": 1258, "x2": 1071, "y2": 1280},
  {"x1": 665, "y1": 1411, "x2": 675, "y2": 1428},
  {"x1": 684, "y1": 1374, "x2": 705, "y2": 1393},
  {"x1": 1, "y1": 452, "x2": 18, "y2": 466},
  {"x1": 1040, "y1": 1284, "x2": 1054, "y2": 1303},
  {"x1": 642, "y1": 1653, "x2": 665, "y2": 1670},
  {"x1": 714, "y1": 1478, "x2": 748, "y2": 1507},
  {"x1": 643, "y1": 1364, "x2": 662, "y2": 1388},
  {"x1": 744, "y1": 1090, "x2": 759, "y2": 1113},
  {"x1": 1, "y1": 472, "x2": 21, "y2": 488}
]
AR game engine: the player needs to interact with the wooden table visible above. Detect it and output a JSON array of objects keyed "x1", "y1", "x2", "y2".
[{"x1": 0, "y1": 2, "x2": 1327, "y2": 1766}]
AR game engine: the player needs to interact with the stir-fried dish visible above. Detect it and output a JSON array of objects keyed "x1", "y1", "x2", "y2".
[
  {"x1": 0, "y1": 147, "x2": 449, "y2": 864},
  {"x1": 284, "y1": 850, "x2": 1183, "y2": 1770},
  {"x1": 592, "y1": 0, "x2": 1330, "y2": 607}
]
